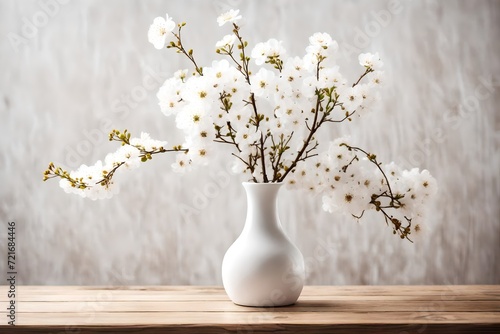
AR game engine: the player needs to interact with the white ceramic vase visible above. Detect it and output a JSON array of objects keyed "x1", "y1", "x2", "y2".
[{"x1": 222, "y1": 182, "x2": 305, "y2": 307}]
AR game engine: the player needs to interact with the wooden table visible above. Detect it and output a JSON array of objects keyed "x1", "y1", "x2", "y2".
[{"x1": 1, "y1": 285, "x2": 499, "y2": 333}]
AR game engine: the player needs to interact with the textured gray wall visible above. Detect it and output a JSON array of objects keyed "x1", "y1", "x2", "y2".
[{"x1": 0, "y1": 0, "x2": 499, "y2": 285}]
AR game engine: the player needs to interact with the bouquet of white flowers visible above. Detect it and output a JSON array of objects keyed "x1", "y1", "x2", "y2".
[{"x1": 44, "y1": 9, "x2": 436, "y2": 241}]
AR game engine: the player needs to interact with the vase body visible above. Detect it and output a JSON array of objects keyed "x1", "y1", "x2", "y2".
[{"x1": 222, "y1": 182, "x2": 305, "y2": 307}]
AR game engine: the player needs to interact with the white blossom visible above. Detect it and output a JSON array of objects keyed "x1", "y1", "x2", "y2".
[
  {"x1": 281, "y1": 57, "x2": 307, "y2": 85},
  {"x1": 217, "y1": 9, "x2": 242, "y2": 26},
  {"x1": 157, "y1": 78, "x2": 183, "y2": 116},
  {"x1": 306, "y1": 32, "x2": 339, "y2": 57},
  {"x1": 130, "y1": 132, "x2": 168, "y2": 151},
  {"x1": 181, "y1": 76, "x2": 217, "y2": 103},
  {"x1": 235, "y1": 128, "x2": 260, "y2": 150},
  {"x1": 187, "y1": 142, "x2": 213, "y2": 166},
  {"x1": 338, "y1": 85, "x2": 363, "y2": 111},
  {"x1": 369, "y1": 71, "x2": 384, "y2": 86},
  {"x1": 106, "y1": 145, "x2": 142, "y2": 170},
  {"x1": 251, "y1": 39, "x2": 286, "y2": 66},
  {"x1": 250, "y1": 68, "x2": 276, "y2": 98},
  {"x1": 226, "y1": 105, "x2": 252, "y2": 127},
  {"x1": 173, "y1": 69, "x2": 189, "y2": 81},
  {"x1": 309, "y1": 32, "x2": 334, "y2": 48},
  {"x1": 319, "y1": 66, "x2": 345, "y2": 88},
  {"x1": 301, "y1": 75, "x2": 319, "y2": 98},
  {"x1": 176, "y1": 103, "x2": 210, "y2": 131},
  {"x1": 359, "y1": 52, "x2": 384, "y2": 70},
  {"x1": 148, "y1": 14, "x2": 176, "y2": 49},
  {"x1": 171, "y1": 152, "x2": 192, "y2": 173},
  {"x1": 203, "y1": 59, "x2": 233, "y2": 87},
  {"x1": 216, "y1": 34, "x2": 237, "y2": 49}
]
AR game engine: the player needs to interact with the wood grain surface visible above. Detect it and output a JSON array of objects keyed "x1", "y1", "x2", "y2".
[{"x1": 1, "y1": 285, "x2": 499, "y2": 333}]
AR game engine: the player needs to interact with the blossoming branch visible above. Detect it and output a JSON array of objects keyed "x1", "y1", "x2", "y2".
[{"x1": 44, "y1": 9, "x2": 437, "y2": 241}]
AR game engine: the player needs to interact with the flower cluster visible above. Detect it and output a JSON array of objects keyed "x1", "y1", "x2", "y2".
[
  {"x1": 287, "y1": 138, "x2": 437, "y2": 238},
  {"x1": 44, "y1": 9, "x2": 436, "y2": 240},
  {"x1": 155, "y1": 11, "x2": 384, "y2": 184},
  {"x1": 44, "y1": 130, "x2": 185, "y2": 200}
]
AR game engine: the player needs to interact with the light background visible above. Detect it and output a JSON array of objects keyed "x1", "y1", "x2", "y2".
[{"x1": 0, "y1": 0, "x2": 499, "y2": 285}]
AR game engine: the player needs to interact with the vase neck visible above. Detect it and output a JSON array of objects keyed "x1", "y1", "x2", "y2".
[{"x1": 242, "y1": 182, "x2": 283, "y2": 233}]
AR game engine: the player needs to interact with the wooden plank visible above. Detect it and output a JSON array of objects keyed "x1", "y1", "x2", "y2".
[
  {"x1": 12, "y1": 300, "x2": 500, "y2": 313},
  {"x1": 5, "y1": 311, "x2": 500, "y2": 325},
  {"x1": 0, "y1": 285, "x2": 498, "y2": 333},
  {"x1": 9, "y1": 294, "x2": 500, "y2": 302},
  {"x1": 2, "y1": 285, "x2": 499, "y2": 301},
  {"x1": 2, "y1": 324, "x2": 500, "y2": 334},
  {"x1": 3, "y1": 285, "x2": 500, "y2": 295}
]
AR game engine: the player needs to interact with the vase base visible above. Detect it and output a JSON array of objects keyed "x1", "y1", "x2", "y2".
[{"x1": 232, "y1": 300, "x2": 298, "y2": 308}]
